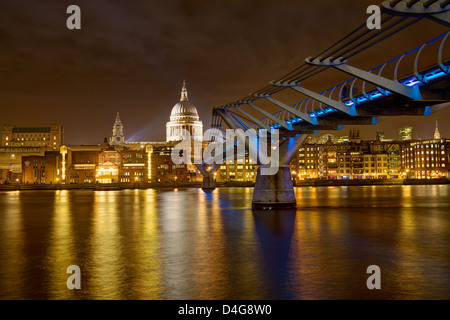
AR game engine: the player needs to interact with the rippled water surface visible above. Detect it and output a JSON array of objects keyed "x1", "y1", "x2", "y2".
[{"x1": 0, "y1": 185, "x2": 449, "y2": 299}]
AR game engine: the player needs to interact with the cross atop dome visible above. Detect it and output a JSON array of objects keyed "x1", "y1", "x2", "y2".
[{"x1": 180, "y1": 79, "x2": 188, "y2": 101}]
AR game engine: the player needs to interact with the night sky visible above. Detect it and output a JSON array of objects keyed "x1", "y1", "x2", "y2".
[{"x1": 0, "y1": 0, "x2": 448, "y2": 145}]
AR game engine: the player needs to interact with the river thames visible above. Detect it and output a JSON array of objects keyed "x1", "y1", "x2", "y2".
[{"x1": 0, "y1": 185, "x2": 449, "y2": 300}]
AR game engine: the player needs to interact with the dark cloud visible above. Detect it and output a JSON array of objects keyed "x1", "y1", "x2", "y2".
[{"x1": 0, "y1": 0, "x2": 448, "y2": 143}]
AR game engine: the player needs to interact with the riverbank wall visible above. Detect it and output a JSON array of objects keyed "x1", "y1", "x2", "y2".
[{"x1": 0, "y1": 178, "x2": 448, "y2": 191}]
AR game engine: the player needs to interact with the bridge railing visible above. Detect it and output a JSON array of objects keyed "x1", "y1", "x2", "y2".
[{"x1": 260, "y1": 31, "x2": 449, "y2": 129}]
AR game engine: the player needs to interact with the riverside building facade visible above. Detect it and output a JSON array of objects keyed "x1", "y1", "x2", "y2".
[
  {"x1": 0, "y1": 124, "x2": 64, "y2": 183},
  {"x1": 2, "y1": 83, "x2": 448, "y2": 185}
]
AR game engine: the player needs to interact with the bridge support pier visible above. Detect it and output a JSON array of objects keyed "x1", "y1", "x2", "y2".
[
  {"x1": 202, "y1": 175, "x2": 215, "y2": 191},
  {"x1": 252, "y1": 165, "x2": 296, "y2": 209},
  {"x1": 251, "y1": 134, "x2": 309, "y2": 209}
]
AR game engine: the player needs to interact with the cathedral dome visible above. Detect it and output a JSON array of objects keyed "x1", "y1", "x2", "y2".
[
  {"x1": 169, "y1": 80, "x2": 199, "y2": 121},
  {"x1": 166, "y1": 80, "x2": 203, "y2": 142},
  {"x1": 170, "y1": 101, "x2": 199, "y2": 118}
]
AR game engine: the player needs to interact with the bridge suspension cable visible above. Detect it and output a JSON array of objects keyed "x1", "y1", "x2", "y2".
[{"x1": 214, "y1": 0, "x2": 449, "y2": 132}]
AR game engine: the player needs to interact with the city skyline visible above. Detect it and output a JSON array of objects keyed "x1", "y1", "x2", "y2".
[
  {"x1": 1, "y1": 0, "x2": 450, "y2": 303},
  {"x1": 1, "y1": 0, "x2": 449, "y2": 145},
  {"x1": 2, "y1": 87, "x2": 447, "y2": 146}
]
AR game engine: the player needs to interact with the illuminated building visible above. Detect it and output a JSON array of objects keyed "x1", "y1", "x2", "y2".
[
  {"x1": 2, "y1": 124, "x2": 63, "y2": 149},
  {"x1": 60, "y1": 145, "x2": 101, "y2": 184},
  {"x1": 21, "y1": 152, "x2": 60, "y2": 184},
  {"x1": 0, "y1": 147, "x2": 46, "y2": 183},
  {"x1": 166, "y1": 80, "x2": 203, "y2": 142},
  {"x1": 96, "y1": 140, "x2": 121, "y2": 183},
  {"x1": 294, "y1": 144, "x2": 320, "y2": 179},
  {"x1": 290, "y1": 130, "x2": 404, "y2": 181},
  {"x1": 0, "y1": 124, "x2": 64, "y2": 183},
  {"x1": 149, "y1": 142, "x2": 197, "y2": 183},
  {"x1": 386, "y1": 143, "x2": 401, "y2": 178},
  {"x1": 214, "y1": 150, "x2": 258, "y2": 183},
  {"x1": 400, "y1": 122, "x2": 449, "y2": 179},
  {"x1": 323, "y1": 137, "x2": 339, "y2": 178},
  {"x1": 398, "y1": 126, "x2": 413, "y2": 141},
  {"x1": 401, "y1": 139, "x2": 449, "y2": 179},
  {"x1": 120, "y1": 149, "x2": 147, "y2": 183}
]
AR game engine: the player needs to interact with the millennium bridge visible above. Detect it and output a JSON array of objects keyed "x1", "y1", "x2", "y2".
[{"x1": 198, "y1": 0, "x2": 450, "y2": 209}]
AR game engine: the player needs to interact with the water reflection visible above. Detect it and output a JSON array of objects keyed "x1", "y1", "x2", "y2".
[
  {"x1": 48, "y1": 190, "x2": 73, "y2": 299},
  {"x1": 252, "y1": 209, "x2": 296, "y2": 299},
  {"x1": 0, "y1": 192, "x2": 24, "y2": 299},
  {"x1": 0, "y1": 185, "x2": 449, "y2": 299}
]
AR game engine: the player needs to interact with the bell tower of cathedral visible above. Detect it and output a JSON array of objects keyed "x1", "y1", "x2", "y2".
[{"x1": 110, "y1": 112, "x2": 125, "y2": 146}]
